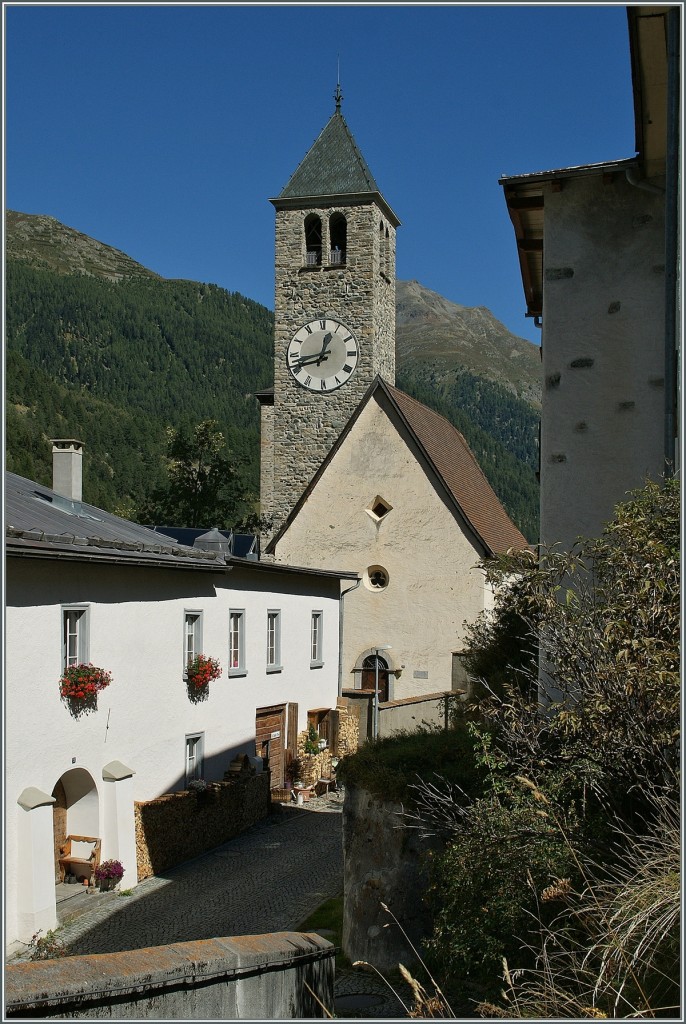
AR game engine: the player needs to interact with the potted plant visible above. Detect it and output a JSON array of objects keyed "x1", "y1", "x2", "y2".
[
  {"x1": 94, "y1": 859, "x2": 124, "y2": 892},
  {"x1": 185, "y1": 655, "x2": 222, "y2": 704},
  {"x1": 59, "y1": 664, "x2": 112, "y2": 719},
  {"x1": 304, "y1": 723, "x2": 321, "y2": 755}
]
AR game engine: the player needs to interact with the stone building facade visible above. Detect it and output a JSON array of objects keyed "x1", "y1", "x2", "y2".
[{"x1": 260, "y1": 98, "x2": 400, "y2": 532}]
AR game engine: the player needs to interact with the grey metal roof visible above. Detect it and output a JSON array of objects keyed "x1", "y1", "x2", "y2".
[
  {"x1": 4, "y1": 471, "x2": 223, "y2": 565},
  {"x1": 278, "y1": 111, "x2": 381, "y2": 199},
  {"x1": 5, "y1": 471, "x2": 359, "y2": 580}
]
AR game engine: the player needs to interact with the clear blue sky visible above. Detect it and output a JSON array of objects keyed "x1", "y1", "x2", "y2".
[{"x1": 5, "y1": 3, "x2": 635, "y2": 344}]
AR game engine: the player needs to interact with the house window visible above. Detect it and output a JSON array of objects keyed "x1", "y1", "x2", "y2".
[
  {"x1": 311, "y1": 611, "x2": 323, "y2": 667},
  {"x1": 62, "y1": 606, "x2": 89, "y2": 669},
  {"x1": 229, "y1": 610, "x2": 246, "y2": 675},
  {"x1": 267, "y1": 610, "x2": 281, "y2": 672},
  {"x1": 185, "y1": 733, "x2": 204, "y2": 786},
  {"x1": 184, "y1": 611, "x2": 203, "y2": 674}
]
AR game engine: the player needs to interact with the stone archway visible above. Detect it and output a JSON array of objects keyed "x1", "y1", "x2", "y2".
[{"x1": 52, "y1": 768, "x2": 99, "y2": 883}]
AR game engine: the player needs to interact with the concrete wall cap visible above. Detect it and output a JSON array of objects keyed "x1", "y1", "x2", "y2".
[
  {"x1": 102, "y1": 760, "x2": 136, "y2": 781},
  {"x1": 17, "y1": 787, "x2": 56, "y2": 810}
]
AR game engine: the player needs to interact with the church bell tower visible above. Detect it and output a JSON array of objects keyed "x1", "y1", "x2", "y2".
[{"x1": 259, "y1": 88, "x2": 400, "y2": 531}]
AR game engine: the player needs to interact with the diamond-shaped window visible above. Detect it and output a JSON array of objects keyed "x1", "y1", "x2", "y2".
[{"x1": 367, "y1": 496, "x2": 393, "y2": 522}]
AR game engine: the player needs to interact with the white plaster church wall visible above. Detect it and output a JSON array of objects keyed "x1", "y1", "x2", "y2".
[{"x1": 272, "y1": 395, "x2": 491, "y2": 698}]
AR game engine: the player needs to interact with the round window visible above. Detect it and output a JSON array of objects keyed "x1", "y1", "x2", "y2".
[{"x1": 364, "y1": 565, "x2": 390, "y2": 591}]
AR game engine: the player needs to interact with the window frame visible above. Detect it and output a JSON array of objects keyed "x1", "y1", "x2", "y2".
[
  {"x1": 266, "y1": 609, "x2": 282, "y2": 673},
  {"x1": 310, "y1": 610, "x2": 323, "y2": 668},
  {"x1": 183, "y1": 610, "x2": 203, "y2": 678},
  {"x1": 228, "y1": 608, "x2": 246, "y2": 676},
  {"x1": 185, "y1": 732, "x2": 204, "y2": 787},
  {"x1": 61, "y1": 605, "x2": 89, "y2": 670}
]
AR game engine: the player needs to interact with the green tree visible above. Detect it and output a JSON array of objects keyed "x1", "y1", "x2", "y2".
[
  {"x1": 137, "y1": 420, "x2": 252, "y2": 528},
  {"x1": 414, "y1": 478, "x2": 680, "y2": 1012}
]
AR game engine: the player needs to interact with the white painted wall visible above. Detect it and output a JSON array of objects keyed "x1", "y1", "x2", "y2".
[
  {"x1": 272, "y1": 393, "x2": 492, "y2": 699},
  {"x1": 541, "y1": 172, "x2": 666, "y2": 548},
  {"x1": 5, "y1": 557, "x2": 342, "y2": 947}
]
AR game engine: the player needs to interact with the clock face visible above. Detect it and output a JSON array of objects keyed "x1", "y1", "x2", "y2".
[{"x1": 287, "y1": 318, "x2": 359, "y2": 392}]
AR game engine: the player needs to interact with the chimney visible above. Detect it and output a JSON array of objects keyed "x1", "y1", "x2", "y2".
[{"x1": 51, "y1": 439, "x2": 84, "y2": 503}]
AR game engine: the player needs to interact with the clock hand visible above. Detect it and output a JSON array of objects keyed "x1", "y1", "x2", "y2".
[
  {"x1": 292, "y1": 352, "x2": 330, "y2": 368},
  {"x1": 316, "y1": 333, "x2": 333, "y2": 366}
]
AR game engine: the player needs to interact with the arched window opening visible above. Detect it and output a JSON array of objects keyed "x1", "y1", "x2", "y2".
[
  {"x1": 329, "y1": 213, "x2": 347, "y2": 265},
  {"x1": 361, "y1": 655, "x2": 389, "y2": 701},
  {"x1": 304, "y1": 215, "x2": 322, "y2": 266}
]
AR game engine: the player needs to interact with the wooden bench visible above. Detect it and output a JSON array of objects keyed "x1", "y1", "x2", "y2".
[{"x1": 58, "y1": 835, "x2": 101, "y2": 885}]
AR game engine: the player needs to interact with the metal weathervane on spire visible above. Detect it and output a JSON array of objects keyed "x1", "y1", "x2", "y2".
[{"x1": 334, "y1": 57, "x2": 342, "y2": 112}]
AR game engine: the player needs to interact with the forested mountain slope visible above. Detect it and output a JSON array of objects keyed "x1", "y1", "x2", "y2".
[{"x1": 5, "y1": 211, "x2": 540, "y2": 539}]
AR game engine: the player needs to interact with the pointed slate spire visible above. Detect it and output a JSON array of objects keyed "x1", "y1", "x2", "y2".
[{"x1": 277, "y1": 102, "x2": 381, "y2": 200}]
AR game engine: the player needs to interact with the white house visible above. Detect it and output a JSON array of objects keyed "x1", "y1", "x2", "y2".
[{"x1": 5, "y1": 441, "x2": 356, "y2": 948}]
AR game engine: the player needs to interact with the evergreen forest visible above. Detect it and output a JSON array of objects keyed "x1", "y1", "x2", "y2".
[{"x1": 6, "y1": 257, "x2": 539, "y2": 539}]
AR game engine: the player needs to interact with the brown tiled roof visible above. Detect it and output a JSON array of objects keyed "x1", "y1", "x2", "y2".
[
  {"x1": 266, "y1": 377, "x2": 531, "y2": 556},
  {"x1": 384, "y1": 383, "x2": 530, "y2": 555}
]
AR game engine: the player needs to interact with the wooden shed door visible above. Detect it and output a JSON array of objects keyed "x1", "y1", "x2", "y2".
[{"x1": 255, "y1": 705, "x2": 286, "y2": 788}]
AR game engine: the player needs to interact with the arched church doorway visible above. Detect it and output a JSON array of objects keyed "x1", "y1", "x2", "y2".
[
  {"x1": 361, "y1": 655, "x2": 389, "y2": 702},
  {"x1": 51, "y1": 768, "x2": 99, "y2": 885}
]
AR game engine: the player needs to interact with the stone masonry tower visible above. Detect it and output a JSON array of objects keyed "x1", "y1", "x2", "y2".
[{"x1": 259, "y1": 89, "x2": 400, "y2": 532}]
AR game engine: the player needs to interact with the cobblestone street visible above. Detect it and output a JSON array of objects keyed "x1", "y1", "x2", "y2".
[{"x1": 7, "y1": 792, "x2": 408, "y2": 1018}]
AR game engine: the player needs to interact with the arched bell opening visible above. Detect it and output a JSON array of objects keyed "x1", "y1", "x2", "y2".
[
  {"x1": 329, "y1": 212, "x2": 347, "y2": 264},
  {"x1": 304, "y1": 214, "x2": 322, "y2": 266}
]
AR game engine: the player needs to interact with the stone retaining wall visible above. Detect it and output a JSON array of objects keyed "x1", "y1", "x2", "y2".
[
  {"x1": 135, "y1": 774, "x2": 269, "y2": 880},
  {"x1": 5, "y1": 932, "x2": 334, "y2": 1019},
  {"x1": 342, "y1": 783, "x2": 441, "y2": 971}
]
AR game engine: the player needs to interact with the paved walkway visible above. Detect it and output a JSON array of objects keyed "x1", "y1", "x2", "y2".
[{"x1": 7, "y1": 790, "x2": 409, "y2": 1018}]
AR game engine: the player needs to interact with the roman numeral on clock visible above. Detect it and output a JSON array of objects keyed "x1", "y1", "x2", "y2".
[
  {"x1": 304, "y1": 375, "x2": 312, "y2": 386},
  {"x1": 343, "y1": 364, "x2": 353, "y2": 373},
  {"x1": 320, "y1": 379, "x2": 327, "y2": 390},
  {"x1": 320, "y1": 319, "x2": 327, "y2": 330}
]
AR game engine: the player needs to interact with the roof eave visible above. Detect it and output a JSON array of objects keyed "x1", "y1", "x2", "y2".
[
  {"x1": 270, "y1": 191, "x2": 401, "y2": 229},
  {"x1": 499, "y1": 158, "x2": 639, "y2": 319},
  {"x1": 499, "y1": 156, "x2": 638, "y2": 188}
]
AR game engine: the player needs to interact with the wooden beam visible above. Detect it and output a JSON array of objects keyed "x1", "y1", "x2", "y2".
[
  {"x1": 517, "y1": 237, "x2": 543, "y2": 252},
  {"x1": 507, "y1": 195, "x2": 544, "y2": 211}
]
